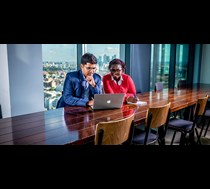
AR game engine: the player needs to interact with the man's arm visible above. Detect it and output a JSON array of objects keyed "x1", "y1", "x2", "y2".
[
  {"x1": 63, "y1": 74, "x2": 88, "y2": 106},
  {"x1": 89, "y1": 74, "x2": 102, "y2": 99}
]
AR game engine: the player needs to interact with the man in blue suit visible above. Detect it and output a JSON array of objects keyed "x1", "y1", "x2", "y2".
[{"x1": 57, "y1": 53, "x2": 102, "y2": 108}]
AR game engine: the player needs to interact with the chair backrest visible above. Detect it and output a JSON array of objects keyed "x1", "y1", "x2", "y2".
[
  {"x1": 94, "y1": 114, "x2": 135, "y2": 145},
  {"x1": 206, "y1": 99, "x2": 210, "y2": 110},
  {"x1": 155, "y1": 82, "x2": 164, "y2": 92},
  {"x1": 177, "y1": 80, "x2": 187, "y2": 89},
  {"x1": 196, "y1": 95, "x2": 209, "y2": 116},
  {"x1": 187, "y1": 95, "x2": 209, "y2": 123},
  {"x1": 144, "y1": 102, "x2": 171, "y2": 145},
  {"x1": 146, "y1": 102, "x2": 171, "y2": 129},
  {"x1": 0, "y1": 104, "x2": 2, "y2": 119}
]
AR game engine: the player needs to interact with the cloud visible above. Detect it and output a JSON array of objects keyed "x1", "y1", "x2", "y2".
[{"x1": 104, "y1": 47, "x2": 116, "y2": 54}]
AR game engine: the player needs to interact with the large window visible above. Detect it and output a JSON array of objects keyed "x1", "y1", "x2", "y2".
[
  {"x1": 174, "y1": 44, "x2": 189, "y2": 87},
  {"x1": 42, "y1": 44, "x2": 124, "y2": 110},
  {"x1": 85, "y1": 44, "x2": 122, "y2": 76},
  {"x1": 150, "y1": 44, "x2": 171, "y2": 90},
  {"x1": 42, "y1": 44, "x2": 77, "y2": 110},
  {"x1": 150, "y1": 44, "x2": 190, "y2": 90}
]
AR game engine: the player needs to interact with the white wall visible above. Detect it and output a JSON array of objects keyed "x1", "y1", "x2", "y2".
[
  {"x1": 0, "y1": 44, "x2": 11, "y2": 118},
  {"x1": 200, "y1": 44, "x2": 210, "y2": 84},
  {"x1": 7, "y1": 44, "x2": 45, "y2": 117}
]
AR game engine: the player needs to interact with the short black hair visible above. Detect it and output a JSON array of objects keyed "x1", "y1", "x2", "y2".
[
  {"x1": 108, "y1": 58, "x2": 126, "y2": 72},
  {"x1": 81, "y1": 53, "x2": 97, "y2": 65}
]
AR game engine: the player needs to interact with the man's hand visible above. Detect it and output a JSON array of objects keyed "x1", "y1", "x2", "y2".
[
  {"x1": 86, "y1": 76, "x2": 96, "y2": 87},
  {"x1": 87, "y1": 99, "x2": 94, "y2": 106}
]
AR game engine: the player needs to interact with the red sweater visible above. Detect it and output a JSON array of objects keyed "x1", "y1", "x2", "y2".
[{"x1": 102, "y1": 73, "x2": 136, "y2": 102}]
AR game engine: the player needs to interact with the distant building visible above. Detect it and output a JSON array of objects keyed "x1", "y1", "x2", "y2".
[
  {"x1": 43, "y1": 71, "x2": 49, "y2": 79},
  {"x1": 43, "y1": 78, "x2": 56, "y2": 88},
  {"x1": 56, "y1": 85, "x2": 63, "y2": 92}
]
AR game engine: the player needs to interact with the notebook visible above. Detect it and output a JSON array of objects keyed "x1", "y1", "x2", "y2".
[
  {"x1": 90, "y1": 93, "x2": 125, "y2": 110},
  {"x1": 127, "y1": 101, "x2": 147, "y2": 106}
]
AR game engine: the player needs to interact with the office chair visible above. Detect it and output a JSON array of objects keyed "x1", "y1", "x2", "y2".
[
  {"x1": 94, "y1": 114, "x2": 135, "y2": 145},
  {"x1": 154, "y1": 82, "x2": 164, "y2": 92},
  {"x1": 177, "y1": 79, "x2": 187, "y2": 89},
  {"x1": 201, "y1": 100, "x2": 210, "y2": 137},
  {"x1": 132, "y1": 102, "x2": 171, "y2": 145},
  {"x1": 168, "y1": 95, "x2": 208, "y2": 145},
  {"x1": 199, "y1": 109, "x2": 210, "y2": 138}
]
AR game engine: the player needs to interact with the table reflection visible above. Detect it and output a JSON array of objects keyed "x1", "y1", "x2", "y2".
[{"x1": 63, "y1": 105, "x2": 138, "y2": 144}]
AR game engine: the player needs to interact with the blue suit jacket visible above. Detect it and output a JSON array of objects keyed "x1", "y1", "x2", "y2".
[{"x1": 57, "y1": 70, "x2": 102, "y2": 107}]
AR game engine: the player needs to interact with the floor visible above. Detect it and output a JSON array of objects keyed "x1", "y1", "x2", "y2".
[
  {"x1": 164, "y1": 104, "x2": 210, "y2": 145},
  {"x1": 165, "y1": 120, "x2": 210, "y2": 145}
]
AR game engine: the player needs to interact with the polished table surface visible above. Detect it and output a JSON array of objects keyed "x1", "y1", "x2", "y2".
[{"x1": 1, "y1": 83, "x2": 210, "y2": 145}]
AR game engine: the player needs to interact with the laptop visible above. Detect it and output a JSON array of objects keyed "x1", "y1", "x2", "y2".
[{"x1": 90, "y1": 93, "x2": 125, "y2": 110}]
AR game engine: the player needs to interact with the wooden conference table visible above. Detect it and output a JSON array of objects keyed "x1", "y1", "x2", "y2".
[{"x1": 0, "y1": 83, "x2": 210, "y2": 145}]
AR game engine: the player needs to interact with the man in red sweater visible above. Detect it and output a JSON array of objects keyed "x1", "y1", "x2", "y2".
[{"x1": 102, "y1": 58, "x2": 138, "y2": 103}]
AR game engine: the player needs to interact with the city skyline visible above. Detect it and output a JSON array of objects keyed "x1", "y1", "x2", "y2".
[{"x1": 42, "y1": 44, "x2": 120, "y2": 62}]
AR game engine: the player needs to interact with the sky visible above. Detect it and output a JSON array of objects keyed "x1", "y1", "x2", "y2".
[{"x1": 42, "y1": 44, "x2": 120, "y2": 62}]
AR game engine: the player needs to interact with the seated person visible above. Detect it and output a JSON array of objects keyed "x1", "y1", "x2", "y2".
[
  {"x1": 102, "y1": 58, "x2": 138, "y2": 103},
  {"x1": 57, "y1": 53, "x2": 102, "y2": 108}
]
